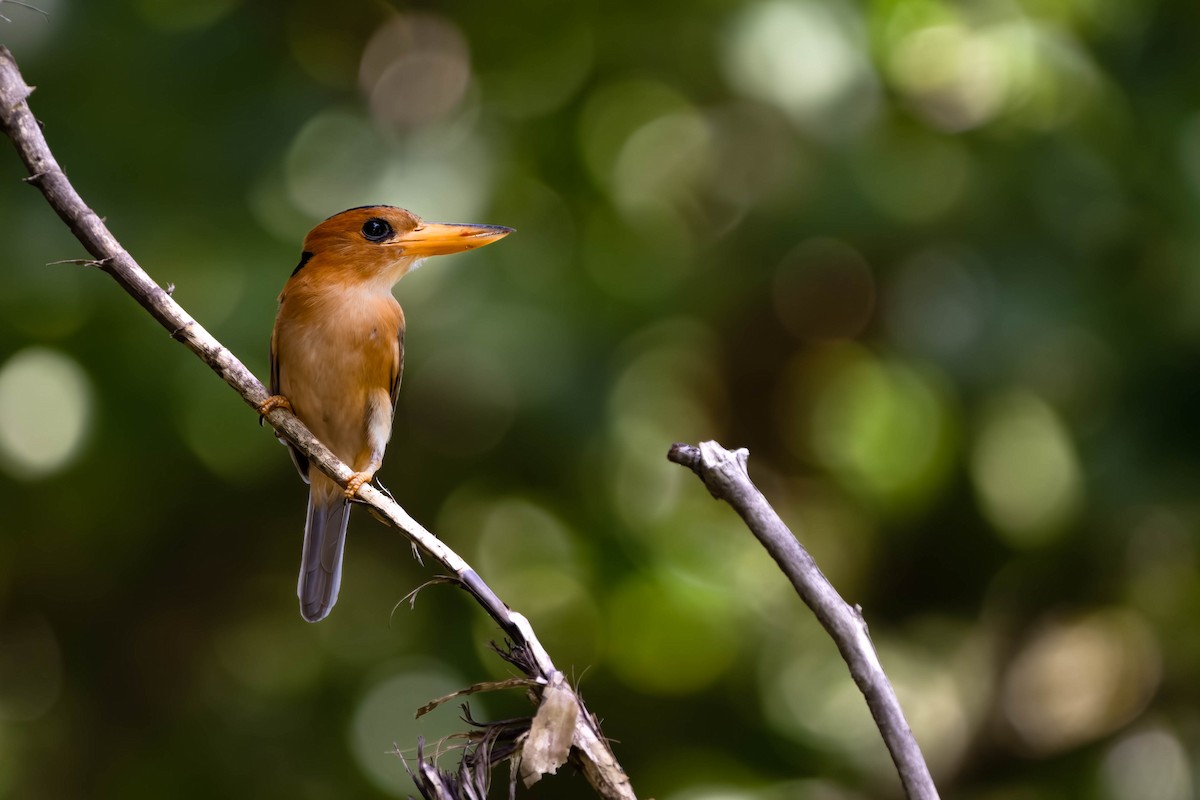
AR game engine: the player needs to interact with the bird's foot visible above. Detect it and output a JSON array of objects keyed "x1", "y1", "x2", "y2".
[
  {"x1": 344, "y1": 471, "x2": 373, "y2": 499},
  {"x1": 258, "y1": 395, "x2": 293, "y2": 416}
]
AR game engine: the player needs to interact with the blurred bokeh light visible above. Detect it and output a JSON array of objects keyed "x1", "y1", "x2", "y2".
[
  {"x1": 1100, "y1": 725, "x2": 1193, "y2": 800},
  {"x1": 0, "y1": 0, "x2": 1196, "y2": 798},
  {"x1": 721, "y1": 0, "x2": 880, "y2": 140},
  {"x1": 1002, "y1": 608, "x2": 1160, "y2": 756},
  {"x1": 0, "y1": 347, "x2": 92, "y2": 479},
  {"x1": 970, "y1": 390, "x2": 1082, "y2": 546}
]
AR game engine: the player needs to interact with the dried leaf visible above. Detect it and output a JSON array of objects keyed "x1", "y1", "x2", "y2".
[
  {"x1": 519, "y1": 673, "x2": 578, "y2": 787},
  {"x1": 415, "y1": 677, "x2": 538, "y2": 719}
]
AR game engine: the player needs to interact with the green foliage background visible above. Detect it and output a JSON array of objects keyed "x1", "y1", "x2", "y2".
[{"x1": 2, "y1": 0, "x2": 1199, "y2": 798}]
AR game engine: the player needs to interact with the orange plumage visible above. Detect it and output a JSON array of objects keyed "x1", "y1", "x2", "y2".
[{"x1": 265, "y1": 205, "x2": 511, "y2": 622}]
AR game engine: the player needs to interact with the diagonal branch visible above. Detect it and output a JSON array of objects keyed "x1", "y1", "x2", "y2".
[
  {"x1": 0, "y1": 44, "x2": 634, "y2": 800},
  {"x1": 668, "y1": 441, "x2": 941, "y2": 800}
]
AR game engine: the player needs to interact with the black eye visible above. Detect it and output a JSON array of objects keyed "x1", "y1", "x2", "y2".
[{"x1": 361, "y1": 218, "x2": 393, "y2": 242}]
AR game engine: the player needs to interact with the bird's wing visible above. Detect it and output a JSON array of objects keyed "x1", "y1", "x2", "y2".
[
  {"x1": 389, "y1": 324, "x2": 405, "y2": 415},
  {"x1": 269, "y1": 324, "x2": 282, "y2": 396},
  {"x1": 270, "y1": 321, "x2": 311, "y2": 484}
]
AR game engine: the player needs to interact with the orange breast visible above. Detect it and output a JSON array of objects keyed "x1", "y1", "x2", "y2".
[{"x1": 273, "y1": 282, "x2": 403, "y2": 465}]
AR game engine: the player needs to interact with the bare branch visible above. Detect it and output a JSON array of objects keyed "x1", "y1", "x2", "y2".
[
  {"x1": 668, "y1": 441, "x2": 941, "y2": 800},
  {"x1": 0, "y1": 44, "x2": 635, "y2": 800}
]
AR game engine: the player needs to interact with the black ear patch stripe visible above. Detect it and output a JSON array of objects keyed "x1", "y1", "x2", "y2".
[{"x1": 290, "y1": 251, "x2": 314, "y2": 277}]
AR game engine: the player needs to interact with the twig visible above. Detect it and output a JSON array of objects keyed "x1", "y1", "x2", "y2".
[
  {"x1": 0, "y1": 44, "x2": 634, "y2": 800},
  {"x1": 46, "y1": 256, "x2": 110, "y2": 267},
  {"x1": 667, "y1": 441, "x2": 941, "y2": 800},
  {"x1": 0, "y1": 0, "x2": 48, "y2": 23},
  {"x1": 1, "y1": 0, "x2": 49, "y2": 17},
  {"x1": 416, "y1": 677, "x2": 538, "y2": 719}
]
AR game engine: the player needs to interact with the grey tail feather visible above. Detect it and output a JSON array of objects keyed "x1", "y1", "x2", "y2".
[{"x1": 297, "y1": 491, "x2": 352, "y2": 622}]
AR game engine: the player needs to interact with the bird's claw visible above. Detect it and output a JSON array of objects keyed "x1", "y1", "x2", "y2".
[
  {"x1": 258, "y1": 395, "x2": 293, "y2": 416},
  {"x1": 345, "y1": 472, "x2": 371, "y2": 499}
]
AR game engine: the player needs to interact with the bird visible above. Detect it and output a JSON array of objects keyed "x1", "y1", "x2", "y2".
[{"x1": 260, "y1": 205, "x2": 512, "y2": 622}]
